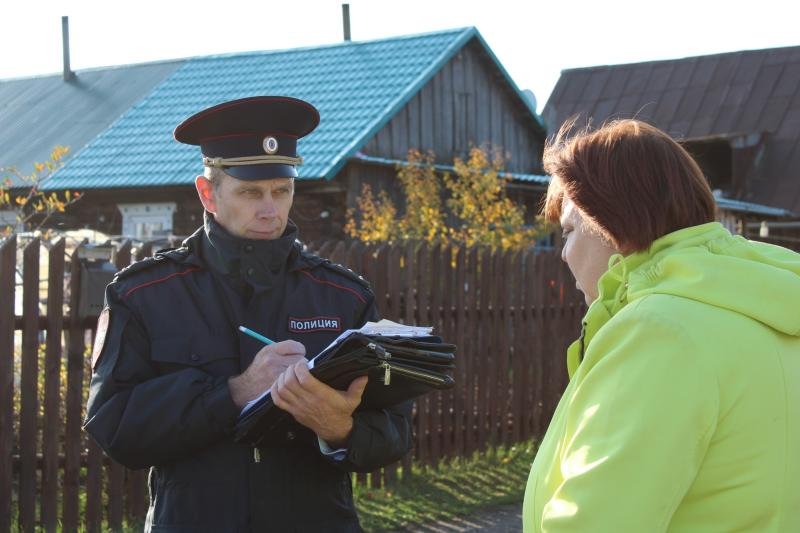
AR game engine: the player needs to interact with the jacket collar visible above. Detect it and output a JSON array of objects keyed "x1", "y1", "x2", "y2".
[
  {"x1": 193, "y1": 212, "x2": 301, "y2": 292},
  {"x1": 567, "y1": 222, "x2": 730, "y2": 377}
]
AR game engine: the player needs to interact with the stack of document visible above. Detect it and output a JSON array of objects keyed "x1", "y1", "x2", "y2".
[
  {"x1": 235, "y1": 323, "x2": 456, "y2": 445},
  {"x1": 242, "y1": 319, "x2": 433, "y2": 415},
  {"x1": 309, "y1": 319, "x2": 433, "y2": 368}
]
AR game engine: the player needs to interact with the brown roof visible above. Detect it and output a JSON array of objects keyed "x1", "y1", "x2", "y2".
[{"x1": 543, "y1": 46, "x2": 800, "y2": 212}]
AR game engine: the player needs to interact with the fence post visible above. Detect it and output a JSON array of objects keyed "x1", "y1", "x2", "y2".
[
  {"x1": 62, "y1": 244, "x2": 86, "y2": 531},
  {"x1": 41, "y1": 238, "x2": 66, "y2": 532},
  {"x1": 0, "y1": 235, "x2": 16, "y2": 533},
  {"x1": 18, "y1": 238, "x2": 41, "y2": 532},
  {"x1": 101, "y1": 242, "x2": 131, "y2": 531},
  {"x1": 464, "y1": 247, "x2": 478, "y2": 455}
]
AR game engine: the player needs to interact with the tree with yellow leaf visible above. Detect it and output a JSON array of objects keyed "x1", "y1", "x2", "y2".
[
  {"x1": 346, "y1": 147, "x2": 546, "y2": 251},
  {"x1": 0, "y1": 146, "x2": 81, "y2": 237}
]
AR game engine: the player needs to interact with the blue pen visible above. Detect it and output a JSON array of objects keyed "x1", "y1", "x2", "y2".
[{"x1": 238, "y1": 325, "x2": 275, "y2": 345}]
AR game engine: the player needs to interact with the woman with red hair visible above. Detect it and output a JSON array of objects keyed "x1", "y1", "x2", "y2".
[{"x1": 524, "y1": 119, "x2": 800, "y2": 532}]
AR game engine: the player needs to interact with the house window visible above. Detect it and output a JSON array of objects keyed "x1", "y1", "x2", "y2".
[
  {"x1": 118, "y1": 203, "x2": 176, "y2": 239},
  {"x1": 681, "y1": 138, "x2": 732, "y2": 193},
  {"x1": 0, "y1": 210, "x2": 17, "y2": 232}
]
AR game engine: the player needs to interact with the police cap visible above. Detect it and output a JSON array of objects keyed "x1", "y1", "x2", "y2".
[{"x1": 174, "y1": 96, "x2": 320, "y2": 180}]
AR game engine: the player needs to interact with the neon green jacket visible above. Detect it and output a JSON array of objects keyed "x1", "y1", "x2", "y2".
[{"x1": 523, "y1": 222, "x2": 800, "y2": 532}]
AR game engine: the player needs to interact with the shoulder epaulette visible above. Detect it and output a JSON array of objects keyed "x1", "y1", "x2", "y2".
[
  {"x1": 113, "y1": 246, "x2": 189, "y2": 281},
  {"x1": 317, "y1": 258, "x2": 373, "y2": 293},
  {"x1": 294, "y1": 241, "x2": 373, "y2": 293}
]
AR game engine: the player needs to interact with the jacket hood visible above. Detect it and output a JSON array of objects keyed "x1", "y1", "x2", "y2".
[{"x1": 568, "y1": 222, "x2": 800, "y2": 376}]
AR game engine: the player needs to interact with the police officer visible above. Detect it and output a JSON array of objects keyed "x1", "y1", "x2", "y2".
[{"x1": 84, "y1": 96, "x2": 413, "y2": 532}]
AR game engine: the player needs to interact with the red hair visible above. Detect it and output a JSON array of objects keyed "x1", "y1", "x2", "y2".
[{"x1": 543, "y1": 119, "x2": 716, "y2": 253}]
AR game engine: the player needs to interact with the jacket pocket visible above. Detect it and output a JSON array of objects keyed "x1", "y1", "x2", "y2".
[{"x1": 150, "y1": 335, "x2": 239, "y2": 376}]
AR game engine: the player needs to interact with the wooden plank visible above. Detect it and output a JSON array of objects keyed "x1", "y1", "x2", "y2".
[
  {"x1": 0, "y1": 235, "x2": 16, "y2": 533},
  {"x1": 490, "y1": 80, "x2": 505, "y2": 154},
  {"x1": 474, "y1": 49, "x2": 492, "y2": 148},
  {"x1": 134, "y1": 241, "x2": 154, "y2": 262},
  {"x1": 62, "y1": 244, "x2": 86, "y2": 531},
  {"x1": 328, "y1": 241, "x2": 347, "y2": 266},
  {"x1": 506, "y1": 251, "x2": 519, "y2": 444},
  {"x1": 107, "y1": 460, "x2": 125, "y2": 531},
  {"x1": 391, "y1": 110, "x2": 408, "y2": 162},
  {"x1": 376, "y1": 113, "x2": 393, "y2": 157},
  {"x1": 344, "y1": 240, "x2": 361, "y2": 275},
  {"x1": 420, "y1": 80, "x2": 435, "y2": 150},
  {"x1": 460, "y1": 46, "x2": 472, "y2": 146},
  {"x1": 370, "y1": 245, "x2": 388, "y2": 317},
  {"x1": 105, "y1": 242, "x2": 131, "y2": 531},
  {"x1": 453, "y1": 246, "x2": 466, "y2": 456},
  {"x1": 415, "y1": 244, "x2": 430, "y2": 465},
  {"x1": 85, "y1": 436, "x2": 102, "y2": 532},
  {"x1": 490, "y1": 250, "x2": 503, "y2": 446},
  {"x1": 440, "y1": 62, "x2": 455, "y2": 159},
  {"x1": 489, "y1": 249, "x2": 503, "y2": 447},
  {"x1": 463, "y1": 45, "x2": 477, "y2": 147},
  {"x1": 429, "y1": 244, "x2": 444, "y2": 462},
  {"x1": 438, "y1": 245, "x2": 455, "y2": 459},
  {"x1": 512, "y1": 252, "x2": 533, "y2": 442},
  {"x1": 127, "y1": 469, "x2": 148, "y2": 525},
  {"x1": 464, "y1": 248, "x2": 479, "y2": 454},
  {"x1": 498, "y1": 251, "x2": 513, "y2": 446},
  {"x1": 477, "y1": 248, "x2": 492, "y2": 451},
  {"x1": 384, "y1": 244, "x2": 410, "y2": 480},
  {"x1": 370, "y1": 468, "x2": 383, "y2": 490},
  {"x1": 452, "y1": 51, "x2": 465, "y2": 155},
  {"x1": 116, "y1": 240, "x2": 132, "y2": 270},
  {"x1": 314, "y1": 240, "x2": 334, "y2": 259},
  {"x1": 403, "y1": 242, "x2": 420, "y2": 469},
  {"x1": 386, "y1": 245, "x2": 402, "y2": 322},
  {"x1": 403, "y1": 242, "x2": 418, "y2": 326},
  {"x1": 18, "y1": 238, "x2": 40, "y2": 532},
  {"x1": 525, "y1": 250, "x2": 539, "y2": 440},
  {"x1": 382, "y1": 460, "x2": 397, "y2": 488},
  {"x1": 41, "y1": 238, "x2": 65, "y2": 532},
  {"x1": 406, "y1": 96, "x2": 421, "y2": 156},
  {"x1": 533, "y1": 253, "x2": 548, "y2": 438}
]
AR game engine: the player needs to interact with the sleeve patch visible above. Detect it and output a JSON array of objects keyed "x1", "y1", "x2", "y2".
[{"x1": 91, "y1": 307, "x2": 111, "y2": 370}]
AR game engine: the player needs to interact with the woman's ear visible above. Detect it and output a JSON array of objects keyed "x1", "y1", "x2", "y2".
[{"x1": 195, "y1": 175, "x2": 217, "y2": 214}]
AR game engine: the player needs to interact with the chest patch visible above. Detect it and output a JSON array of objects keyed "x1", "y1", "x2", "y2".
[
  {"x1": 288, "y1": 316, "x2": 342, "y2": 333},
  {"x1": 91, "y1": 307, "x2": 111, "y2": 370}
]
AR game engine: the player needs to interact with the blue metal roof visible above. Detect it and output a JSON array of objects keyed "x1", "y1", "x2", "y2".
[
  {"x1": 43, "y1": 27, "x2": 544, "y2": 190},
  {"x1": 716, "y1": 197, "x2": 794, "y2": 217},
  {"x1": 352, "y1": 153, "x2": 550, "y2": 185},
  {"x1": 0, "y1": 60, "x2": 183, "y2": 188}
]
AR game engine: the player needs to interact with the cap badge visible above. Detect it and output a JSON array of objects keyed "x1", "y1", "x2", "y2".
[{"x1": 263, "y1": 136, "x2": 279, "y2": 154}]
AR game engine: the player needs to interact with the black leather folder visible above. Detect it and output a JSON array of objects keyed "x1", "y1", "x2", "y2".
[{"x1": 234, "y1": 333, "x2": 456, "y2": 446}]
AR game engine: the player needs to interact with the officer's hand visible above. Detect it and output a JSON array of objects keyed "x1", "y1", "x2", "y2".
[
  {"x1": 228, "y1": 340, "x2": 306, "y2": 409},
  {"x1": 272, "y1": 361, "x2": 368, "y2": 447}
]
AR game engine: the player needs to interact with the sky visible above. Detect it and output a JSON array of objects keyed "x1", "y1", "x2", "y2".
[{"x1": 1, "y1": 0, "x2": 798, "y2": 113}]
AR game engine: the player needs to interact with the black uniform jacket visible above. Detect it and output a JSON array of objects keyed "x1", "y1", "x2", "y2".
[{"x1": 84, "y1": 219, "x2": 412, "y2": 532}]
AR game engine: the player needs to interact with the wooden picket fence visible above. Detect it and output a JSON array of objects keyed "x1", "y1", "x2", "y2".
[{"x1": 0, "y1": 235, "x2": 584, "y2": 532}]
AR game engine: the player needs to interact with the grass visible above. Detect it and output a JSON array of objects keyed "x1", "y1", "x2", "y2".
[
  {"x1": 8, "y1": 443, "x2": 536, "y2": 532},
  {"x1": 355, "y1": 442, "x2": 536, "y2": 532}
]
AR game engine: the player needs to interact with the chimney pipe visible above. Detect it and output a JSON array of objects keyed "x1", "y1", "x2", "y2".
[
  {"x1": 342, "y1": 4, "x2": 351, "y2": 42},
  {"x1": 62, "y1": 16, "x2": 75, "y2": 81}
]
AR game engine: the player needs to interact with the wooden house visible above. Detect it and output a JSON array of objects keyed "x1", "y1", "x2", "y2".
[
  {"x1": 2, "y1": 27, "x2": 548, "y2": 242},
  {"x1": 543, "y1": 46, "x2": 800, "y2": 243}
]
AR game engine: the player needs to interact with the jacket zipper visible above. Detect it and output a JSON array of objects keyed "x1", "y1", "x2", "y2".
[{"x1": 578, "y1": 321, "x2": 588, "y2": 362}]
